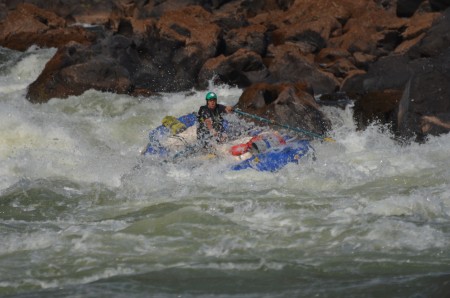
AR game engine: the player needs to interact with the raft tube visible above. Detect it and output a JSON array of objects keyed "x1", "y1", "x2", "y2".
[{"x1": 143, "y1": 113, "x2": 312, "y2": 172}]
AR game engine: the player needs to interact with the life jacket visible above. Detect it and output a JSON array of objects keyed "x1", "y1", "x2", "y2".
[{"x1": 197, "y1": 105, "x2": 226, "y2": 138}]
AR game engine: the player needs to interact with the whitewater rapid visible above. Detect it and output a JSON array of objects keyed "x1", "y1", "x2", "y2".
[{"x1": 1, "y1": 46, "x2": 449, "y2": 297}]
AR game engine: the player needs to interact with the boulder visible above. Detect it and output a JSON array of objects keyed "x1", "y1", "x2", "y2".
[
  {"x1": 223, "y1": 24, "x2": 267, "y2": 56},
  {"x1": 198, "y1": 49, "x2": 270, "y2": 88},
  {"x1": 26, "y1": 39, "x2": 135, "y2": 103},
  {"x1": 26, "y1": 5, "x2": 224, "y2": 102},
  {"x1": 352, "y1": 89, "x2": 403, "y2": 131},
  {"x1": 407, "y1": 7, "x2": 450, "y2": 58},
  {"x1": 341, "y1": 8, "x2": 450, "y2": 139},
  {"x1": 145, "y1": 5, "x2": 221, "y2": 91},
  {"x1": 0, "y1": 3, "x2": 96, "y2": 51},
  {"x1": 235, "y1": 82, "x2": 331, "y2": 138},
  {"x1": 397, "y1": 48, "x2": 450, "y2": 141},
  {"x1": 0, "y1": 0, "x2": 449, "y2": 144},
  {"x1": 396, "y1": 0, "x2": 424, "y2": 17},
  {"x1": 266, "y1": 44, "x2": 340, "y2": 95},
  {"x1": 429, "y1": 0, "x2": 450, "y2": 11},
  {"x1": 211, "y1": 3, "x2": 249, "y2": 31},
  {"x1": 341, "y1": 55, "x2": 413, "y2": 93}
]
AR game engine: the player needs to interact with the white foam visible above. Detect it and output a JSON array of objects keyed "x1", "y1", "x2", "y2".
[{"x1": 1, "y1": 50, "x2": 450, "y2": 257}]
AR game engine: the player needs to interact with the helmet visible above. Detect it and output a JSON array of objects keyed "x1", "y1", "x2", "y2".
[{"x1": 205, "y1": 91, "x2": 218, "y2": 101}]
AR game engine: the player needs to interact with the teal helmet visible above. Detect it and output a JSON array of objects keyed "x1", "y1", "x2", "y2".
[{"x1": 205, "y1": 91, "x2": 218, "y2": 101}]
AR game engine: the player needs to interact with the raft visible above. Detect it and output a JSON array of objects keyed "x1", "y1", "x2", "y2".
[{"x1": 142, "y1": 113, "x2": 313, "y2": 172}]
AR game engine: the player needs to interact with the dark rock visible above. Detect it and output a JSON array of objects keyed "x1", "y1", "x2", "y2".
[
  {"x1": 0, "y1": 0, "x2": 448, "y2": 143},
  {"x1": 198, "y1": 49, "x2": 270, "y2": 88},
  {"x1": 315, "y1": 48, "x2": 352, "y2": 65},
  {"x1": 352, "y1": 52, "x2": 377, "y2": 69},
  {"x1": 266, "y1": 44, "x2": 339, "y2": 95},
  {"x1": 235, "y1": 82, "x2": 331, "y2": 138},
  {"x1": 396, "y1": 48, "x2": 450, "y2": 140},
  {"x1": 0, "y1": 3, "x2": 96, "y2": 51},
  {"x1": 352, "y1": 89, "x2": 403, "y2": 131},
  {"x1": 341, "y1": 55, "x2": 413, "y2": 93},
  {"x1": 223, "y1": 24, "x2": 267, "y2": 56},
  {"x1": 407, "y1": 8, "x2": 450, "y2": 58},
  {"x1": 429, "y1": 0, "x2": 450, "y2": 11},
  {"x1": 396, "y1": 0, "x2": 423, "y2": 17},
  {"x1": 26, "y1": 42, "x2": 133, "y2": 103}
]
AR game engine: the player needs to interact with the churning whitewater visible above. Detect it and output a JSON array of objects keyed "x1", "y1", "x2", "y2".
[{"x1": 1, "y1": 47, "x2": 449, "y2": 297}]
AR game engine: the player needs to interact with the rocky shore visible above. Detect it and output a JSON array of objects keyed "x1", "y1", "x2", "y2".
[{"x1": 1, "y1": 0, "x2": 449, "y2": 141}]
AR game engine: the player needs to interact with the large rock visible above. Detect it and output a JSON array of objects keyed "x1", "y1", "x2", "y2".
[
  {"x1": 0, "y1": 3, "x2": 96, "y2": 51},
  {"x1": 26, "y1": 41, "x2": 133, "y2": 103},
  {"x1": 223, "y1": 24, "x2": 267, "y2": 56},
  {"x1": 341, "y1": 55, "x2": 413, "y2": 93},
  {"x1": 396, "y1": 0, "x2": 423, "y2": 17},
  {"x1": 143, "y1": 5, "x2": 221, "y2": 91},
  {"x1": 407, "y1": 7, "x2": 450, "y2": 58},
  {"x1": 235, "y1": 82, "x2": 331, "y2": 138},
  {"x1": 266, "y1": 44, "x2": 340, "y2": 95},
  {"x1": 1, "y1": 0, "x2": 450, "y2": 144},
  {"x1": 26, "y1": 5, "x2": 223, "y2": 101},
  {"x1": 198, "y1": 48, "x2": 270, "y2": 88},
  {"x1": 351, "y1": 89, "x2": 403, "y2": 131},
  {"x1": 394, "y1": 11, "x2": 440, "y2": 55},
  {"x1": 429, "y1": 0, "x2": 450, "y2": 11},
  {"x1": 397, "y1": 48, "x2": 450, "y2": 141},
  {"x1": 341, "y1": 8, "x2": 450, "y2": 140}
]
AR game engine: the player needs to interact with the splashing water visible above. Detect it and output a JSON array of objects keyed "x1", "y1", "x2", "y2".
[{"x1": 0, "y1": 47, "x2": 449, "y2": 297}]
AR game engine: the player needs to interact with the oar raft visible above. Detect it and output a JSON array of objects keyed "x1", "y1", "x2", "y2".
[{"x1": 142, "y1": 111, "x2": 319, "y2": 172}]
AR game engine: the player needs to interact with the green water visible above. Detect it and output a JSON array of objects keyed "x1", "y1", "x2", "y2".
[
  {"x1": 1, "y1": 46, "x2": 449, "y2": 297},
  {"x1": 1, "y1": 174, "x2": 449, "y2": 297}
]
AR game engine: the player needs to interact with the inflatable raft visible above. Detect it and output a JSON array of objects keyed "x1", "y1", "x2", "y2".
[{"x1": 142, "y1": 113, "x2": 313, "y2": 172}]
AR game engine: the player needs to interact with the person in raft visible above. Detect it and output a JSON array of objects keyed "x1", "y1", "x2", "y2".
[{"x1": 197, "y1": 91, "x2": 233, "y2": 148}]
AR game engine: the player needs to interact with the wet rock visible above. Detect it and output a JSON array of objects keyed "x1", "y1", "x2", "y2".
[
  {"x1": 198, "y1": 49, "x2": 269, "y2": 88},
  {"x1": 0, "y1": 0, "x2": 449, "y2": 142},
  {"x1": 352, "y1": 52, "x2": 377, "y2": 69},
  {"x1": 397, "y1": 48, "x2": 450, "y2": 141},
  {"x1": 396, "y1": 0, "x2": 424, "y2": 17},
  {"x1": 341, "y1": 9, "x2": 450, "y2": 139},
  {"x1": 266, "y1": 44, "x2": 339, "y2": 95},
  {"x1": 235, "y1": 82, "x2": 331, "y2": 138},
  {"x1": 407, "y1": 8, "x2": 450, "y2": 58},
  {"x1": 352, "y1": 89, "x2": 403, "y2": 131},
  {"x1": 147, "y1": 5, "x2": 221, "y2": 91},
  {"x1": 341, "y1": 55, "x2": 413, "y2": 93},
  {"x1": 212, "y1": 4, "x2": 249, "y2": 31},
  {"x1": 26, "y1": 41, "x2": 133, "y2": 103},
  {"x1": 315, "y1": 48, "x2": 352, "y2": 65},
  {"x1": 223, "y1": 24, "x2": 267, "y2": 56},
  {"x1": 429, "y1": 0, "x2": 450, "y2": 11},
  {"x1": 0, "y1": 3, "x2": 96, "y2": 51}
]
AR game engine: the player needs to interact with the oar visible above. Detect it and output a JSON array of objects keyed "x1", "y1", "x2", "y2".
[{"x1": 233, "y1": 108, "x2": 335, "y2": 142}]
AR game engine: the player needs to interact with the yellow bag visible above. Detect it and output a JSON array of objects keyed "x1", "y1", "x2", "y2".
[{"x1": 162, "y1": 116, "x2": 186, "y2": 135}]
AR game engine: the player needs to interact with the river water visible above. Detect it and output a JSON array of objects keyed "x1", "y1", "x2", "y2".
[{"x1": 1, "y1": 46, "x2": 449, "y2": 298}]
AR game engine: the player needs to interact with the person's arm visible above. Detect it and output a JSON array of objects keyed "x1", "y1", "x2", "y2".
[
  {"x1": 204, "y1": 118, "x2": 218, "y2": 136},
  {"x1": 421, "y1": 115, "x2": 450, "y2": 133},
  {"x1": 217, "y1": 104, "x2": 233, "y2": 114},
  {"x1": 422, "y1": 116, "x2": 450, "y2": 129}
]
